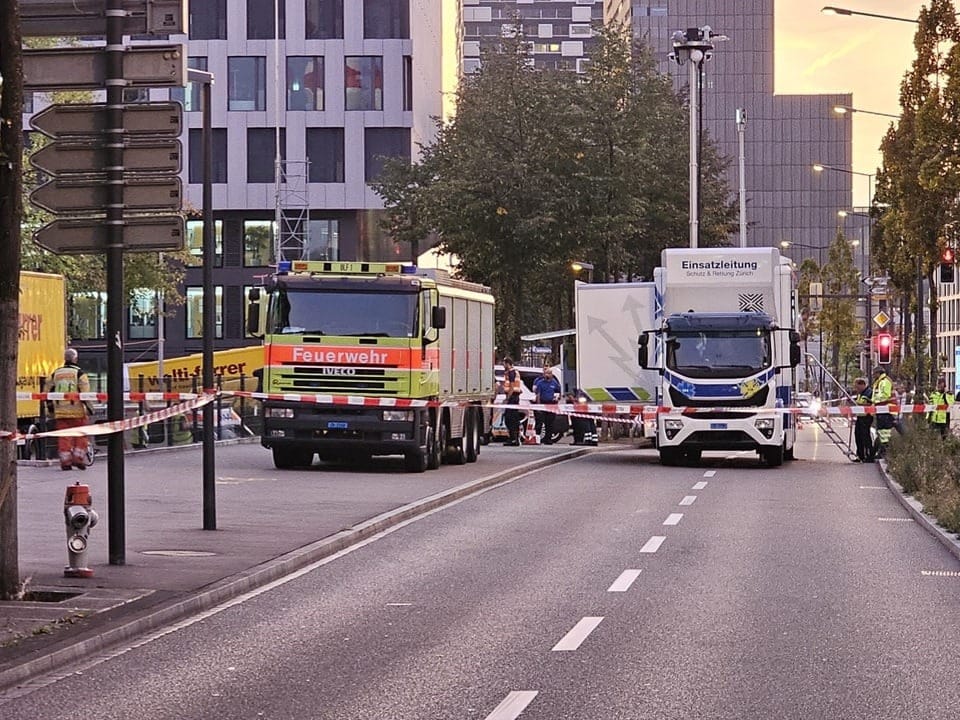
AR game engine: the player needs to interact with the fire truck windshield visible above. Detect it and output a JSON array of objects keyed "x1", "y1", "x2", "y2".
[
  {"x1": 270, "y1": 289, "x2": 418, "y2": 337},
  {"x1": 666, "y1": 331, "x2": 771, "y2": 379}
]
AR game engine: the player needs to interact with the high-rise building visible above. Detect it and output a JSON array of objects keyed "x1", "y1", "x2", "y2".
[
  {"x1": 28, "y1": 0, "x2": 460, "y2": 371},
  {"x1": 463, "y1": 0, "x2": 603, "y2": 74},
  {"x1": 607, "y1": 0, "x2": 854, "y2": 261}
]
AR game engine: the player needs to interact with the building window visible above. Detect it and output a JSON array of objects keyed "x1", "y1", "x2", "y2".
[
  {"x1": 128, "y1": 289, "x2": 158, "y2": 340},
  {"x1": 247, "y1": 0, "x2": 284, "y2": 39},
  {"x1": 363, "y1": 0, "x2": 409, "y2": 39},
  {"x1": 364, "y1": 128, "x2": 410, "y2": 183},
  {"x1": 171, "y1": 57, "x2": 208, "y2": 112},
  {"x1": 306, "y1": 0, "x2": 344, "y2": 39},
  {"x1": 402, "y1": 56, "x2": 412, "y2": 111},
  {"x1": 248, "y1": 128, "x2": 285, "y2": 184},
  {"x1": 190, "y1": 0, "x2": 226, "y2": 40},
  {"x1": 185, "y1": 220, "x2": 224, "y2": 267},
  {"x1": 185, "y1": 287, "x2": 224, "y2": 339},
  {"x1": 345, "y1": 57, "x2": 383, "y2": 111},
  {"x1": 70, "y1": 292, "x2": 107, "y2": 341},
  {"x1": 228, "y1": 57, "x2": 267, "y2": 111},
  {"x1": 305, "y1": 219, "x2": 340, "y2": 260},
  {"x1": 306, "y1": 128, "x2": 344, "y2": 183},
  {"x1": 244, "y1": 220, "x2": 276, "y2": 267},
  {"x1": 188, "y1": 128, "x2": 228, "y2": 184},
  {"x1": 287, "y1": 57, "x2": 324, "y2": 111}
]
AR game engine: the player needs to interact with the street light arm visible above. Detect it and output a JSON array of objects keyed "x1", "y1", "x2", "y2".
[
  {"x1": 832, "y1": 104, "x2": 901, "y2": 120},
  {"x1": 821, "y1": 6, "x2": 920, "y2": 23}
]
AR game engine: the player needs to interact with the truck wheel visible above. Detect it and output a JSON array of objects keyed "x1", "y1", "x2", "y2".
[
  {"x1": 683, "y1": 449, "x2": 702, "y2": 466},
  {"x1": 762, "y1": 445, "x2": 784, "y2": 467},
  {"x1": 404, "y1": 450, "x2": 427, "y2": 473},
  {"x1": 465, "y1": 408, "x2": 479, "y2": 463},
  {"x1": 659, "y1": 448, "x2": 682, "y2": 466},
  {"x1": 784, "y1": 443, "x2": 795, "y2": 461},
  {"x1": 427, "y1": 418, "x2": 444, "y2": 470},
  {"x1": 273, "y1": 446, "x2": 313, "y2": 469}
]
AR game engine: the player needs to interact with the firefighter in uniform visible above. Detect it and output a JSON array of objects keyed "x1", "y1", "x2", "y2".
[
  {"x1": 927, "y1": 377, "x2": 955, "y2": 438},
  {"x1": 871, "y1": 366, "x2": 894, "y2": 458},
  {"x1": 852, "y1": 377, "x2": 874, "y2": 462},
  {"x1": 502, "y1": 357, "x2": 523, "y2": 446},
  {"x1": 46, "y1": 347, "x2": 93, "y2": 470}
]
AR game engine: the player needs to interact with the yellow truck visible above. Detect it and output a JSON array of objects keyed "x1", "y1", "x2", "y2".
[
  {"x1": 17, "y1": 271, "x2": 67, "y2": 437},
  {"x1": 247, "y1": 260, "x2": 496, "y2": 472},
  {"x1": 125, "y1": 346, "x2": 264, "y2": 394}
]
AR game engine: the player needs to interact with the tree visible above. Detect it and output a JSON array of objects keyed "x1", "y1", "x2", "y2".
[
  {"x1": 0, "y1": 0, "x2": 23, "y2": 599},
  {"x1": 375, "y1": 27, "x2": 736, "y2": 356},
  {"x1": 818, "y1": 231, "x2": 862, "y2": 385},
  {"x1": 875, "y1": 0, "x2": 960, "y2": 392}
]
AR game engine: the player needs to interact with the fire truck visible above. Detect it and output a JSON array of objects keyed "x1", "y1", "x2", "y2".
[{"x1": 247, "y1": 261, "x2": 496, "y2": 471}]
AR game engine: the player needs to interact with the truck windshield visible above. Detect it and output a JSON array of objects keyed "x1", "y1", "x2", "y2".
[
  {"x1": 270, "y1": 289, "x2": 418, "y2": 338},
  {"x1": 666, "y1": 330, "x2": 771, "y2": 379}
]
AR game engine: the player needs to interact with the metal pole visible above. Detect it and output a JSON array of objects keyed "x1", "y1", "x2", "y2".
[
  {"x1": 202, "y1": 78, "x2": 216, "y2": 530},
  {"x1": 106, "y1": 0, "x2": 126, "y2": 565},
  {"x1": 736, "y1": 108, "x2": 747, "y2": 248},
  {"x1": 688, "y1": 56, "x2": 699, "y2": 249}
]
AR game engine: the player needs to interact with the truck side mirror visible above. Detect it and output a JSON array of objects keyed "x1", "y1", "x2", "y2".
[
  {"x1": 638, "y1": 333, "x2": 649, "y2": 369},
  {"x1": 246, "y1": 288, "x2": 264, "y2": 337},
  {"x1": 431, "y1": 305, "x2": 446, "y2": 330},
  {"x1": 789, "y1": 330, "x2": 801, "y2": 367}
]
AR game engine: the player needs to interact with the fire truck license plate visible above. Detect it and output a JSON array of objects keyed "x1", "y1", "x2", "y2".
[
  {"x1": 710, "y1": 423, "x2": 727, "y2": 430},
  {"x1": 327, "y1": 421, "x2": 348, "y2": 429}
]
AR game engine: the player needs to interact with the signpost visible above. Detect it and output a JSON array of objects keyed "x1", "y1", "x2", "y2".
[
  {"x1": 30, "y1": 139, "x2": 181, "y2": 175},
  {"x1": 33, "y1": 216, "x2": 185, "y2": 255},
  {"x1": 24, "y1": 45, "x2": 186, "y2": 91},
  {"x1": 31, "y1": 177, "x2": 182, "y2": 215},
  {"x1": 30, "y1": 102, "x2": 183, "y2": 138},
  {"x1": 20, "y1": 0, "x2": 186, "y2": 36}
]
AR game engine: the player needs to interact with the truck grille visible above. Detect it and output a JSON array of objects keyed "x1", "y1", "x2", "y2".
[
  {"x1": 274, "y1": 366, "x2": 405, "y2": 395},
  {"x1": 669, "y1": 385, "x2": 769, "y2": 408}
]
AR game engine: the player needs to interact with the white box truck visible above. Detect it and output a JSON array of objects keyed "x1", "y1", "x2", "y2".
[{"x1": 638, "y1": 248, "x2": 801, "y2": 467}]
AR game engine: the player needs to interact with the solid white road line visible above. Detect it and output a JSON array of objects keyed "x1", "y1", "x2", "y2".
[
  {"x1": 692, "y1": 481, "x2": 708, "y2": 490},
  {"x1": 859, "y1": 485, "x2": 887, "y2": 490},
  {"x1": 640, "y1": 535, "x2": 666, "y2": 553},
  {"x1": 663, "y1": 513, "x2": 683, "y2": 526},
  {"x1": 679, "y1": 495, "x2": 697, "y2": 506},
  {"x1": 608, "y1": 569, "x2": 642, "y2": 592},
  {"x1": 485, "y1": 691, "x2": 539, "y2": 720},
  {"x1": 552, "y1": 617, "x2": 604, "y2": 651},
  {"x1": 703, "y1": 470, "x2": 717, "y2": 477}
]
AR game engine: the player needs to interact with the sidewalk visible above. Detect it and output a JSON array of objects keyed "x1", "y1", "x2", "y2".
[{"x1": 0, "y1": 438, "x2": 593, "y2": 691}]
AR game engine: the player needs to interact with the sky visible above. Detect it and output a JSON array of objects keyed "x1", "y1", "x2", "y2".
[{"x1": 775, "y1": 1, "x2": 930, "y2": 205}]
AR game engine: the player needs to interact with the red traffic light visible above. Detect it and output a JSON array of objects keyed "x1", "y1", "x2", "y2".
[
  {"x1": 942, "y1": 247, "x2": 956, "y2": 264},
  {"x1": 877, "y1": 332, "x2": 892, "y2": 364}
]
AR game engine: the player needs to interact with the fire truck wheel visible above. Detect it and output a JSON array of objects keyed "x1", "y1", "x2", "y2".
[
  {"x1": 427, "y1": 418, "x2": 444, "y2": 470},
  {"x1": 465, "y1": 408, "x2": 479, "y2": 463},
  {"x1": 404, "y1": 449, "x2": 428, "y2": 473}
]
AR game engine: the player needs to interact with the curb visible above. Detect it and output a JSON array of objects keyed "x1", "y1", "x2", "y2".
[
  {"x1": 0, "y1": 446, "x2": 596, "y2": 692},
  {"x1": 877, "y1": 460, "x2": 960, "y2": 563},
  {"x1": 16, "y1": 435, "x2": 261, "y2": 467}
]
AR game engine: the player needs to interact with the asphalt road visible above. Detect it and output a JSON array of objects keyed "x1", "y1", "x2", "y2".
[{"x1": 5, "y1": 437, "x2": 960, "y2": 719}]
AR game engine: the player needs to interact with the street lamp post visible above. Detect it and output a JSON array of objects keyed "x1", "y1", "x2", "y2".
[
  {"x1": 570, "y1": 260, "x2": 594, "y2": 284},
  {"x1": 832, "y1": 104, "x2": 902, "y2": 120},
  {"x1": 821, "y1": 6, "x2": 922, "y2": 23}
]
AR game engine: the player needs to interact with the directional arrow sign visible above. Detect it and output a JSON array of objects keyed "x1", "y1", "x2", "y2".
[
  {"x1": 31, "y1": 177, "x2": 182, "y2": 215},
  {"x1": 24, "y1": 45, "x2": 186, "y2": 91},
  {"x1": 30, "y1": 102, "x2": 182, "y2": 140},
  {"x1": 34, "y1": 216, "x2": 185, "y2": 255},
  {"x1": 30, "y1": 139, "x2": 182, "y2": 176}
]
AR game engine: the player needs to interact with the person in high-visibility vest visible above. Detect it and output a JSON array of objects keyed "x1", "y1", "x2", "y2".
[
  {"x1": 46, "y1": 347, "x2": 93, "y2": 470},
  {"x1": 852, "y1": 377, "x2": 874, "y2": 462},
  {"x1": 871, "y1": 366, "x2": 895, "y2": 458},
  {"x1": 927, "y1": 377, "x2": 955, "y2": 438}
]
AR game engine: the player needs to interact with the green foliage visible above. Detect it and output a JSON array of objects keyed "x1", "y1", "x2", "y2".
[
  {"x1": 818, "y1": 231, "x2": 862, "y2": 383},
  {"x1": 875, "y1": 0, "x2": 960, "y2": 392},
  {"x1": 374, "y1": 27, "x2": 736, "y2": 355},
  {"x1": 886, "y1": 417, "x2": 960, "y2": 533}
]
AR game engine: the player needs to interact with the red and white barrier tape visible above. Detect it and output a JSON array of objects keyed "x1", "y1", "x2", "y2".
[
  {"x1": 17, "y1": 391, "x2": 204, "y2": 402},
  {"x1": 1, "y1": 394, "x2": 216, "y2": 443}
]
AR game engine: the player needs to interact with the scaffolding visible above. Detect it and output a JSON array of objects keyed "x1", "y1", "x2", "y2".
[{"x1": 274, "y1": 160, "x2": 311, "y2": 262}]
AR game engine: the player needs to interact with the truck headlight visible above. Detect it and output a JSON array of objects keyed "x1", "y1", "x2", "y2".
[
  {"x1": 383, "y1": 410, "x2": 414, "y2": 422},
  {"x1": 664, "y1": 418, "x2": 683, "y2": 431},
  {"x1": 266, "y1": 407, "x2": 295, "y2": 419},
  {"x1": 755, "y1": 417, "x2": 775, "y2": 438}
]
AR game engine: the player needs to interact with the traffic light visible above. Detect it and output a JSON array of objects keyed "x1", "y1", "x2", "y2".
[
  {"x1": 877, "y1": 332, "x2": 892, "y2": 365},
  {"x1": 940, "y1": 247, "x2": 956, "y2": 283}
]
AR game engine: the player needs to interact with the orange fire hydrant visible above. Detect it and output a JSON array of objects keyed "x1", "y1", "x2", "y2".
[{"x1": 64, "y1": 482, "x2": 98, "y2": 578}]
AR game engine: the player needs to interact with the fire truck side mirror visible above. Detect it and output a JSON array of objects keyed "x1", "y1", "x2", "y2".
[
  {"x1": 431, "y1": 305, "x2": 447, "y2": 330},
  {"x1": 246, "y1": 288, "x2": 264, "y2": 337},
  {"x1": 638, "y1": 333, "x2": 649, "y2": 368}
]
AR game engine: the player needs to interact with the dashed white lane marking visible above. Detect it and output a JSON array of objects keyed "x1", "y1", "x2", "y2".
[
  {"x1": 663, "y1": 513, "x2": 683, "y2": 526},
  {"x1": 921, "y1": 570, "x2": 960, "y2": 577},
  {"x1": 703, "y1": 470, "x2": 717, "y2": 478},
  {"x1": 552, "y1": 616, "x2": 604, "y2": 651},
  {"x1": 859, "y1": 485, "x2": 887, "y2": 489},
  {"x1": 679, "y1": 495, "x2": 697, "y2": 506},
  {"x1": 692, "y1": 481, "x2": 708, "y2": 490},
  {"x1": 640, "y1": 535, "x2": 666, "y2": 553},
  {"x1": 608, "y1": 569, "x2": 642, "y2": 592},
  {"x1": 485, "y1": 691, "x2": 539, "y2": 720},
  {"x1": 878, "y1": 517, "x2": 914, "y2": 523}
]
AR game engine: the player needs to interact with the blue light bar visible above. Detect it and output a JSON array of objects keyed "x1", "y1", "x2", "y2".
[
  {"x1": 401, "y1": 265, "x2": 418, "y2": 274},
  {"x1": 277, "y1": 260, "x2": 292, "y2": 273}
]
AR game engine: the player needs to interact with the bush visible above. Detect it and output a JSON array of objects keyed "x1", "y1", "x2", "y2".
[{"x1": 886, "y1": 417, "x2": 960, "y2": 533}]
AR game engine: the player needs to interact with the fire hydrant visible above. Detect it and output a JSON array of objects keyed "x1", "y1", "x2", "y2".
[{"x1": 64, "y1": 482, "x2": 98, "y2": 578}]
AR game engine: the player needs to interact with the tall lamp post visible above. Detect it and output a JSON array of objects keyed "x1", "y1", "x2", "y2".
[
  {"x1": 832, "y1": 105, "x2": 902, "y2": 120},
  {"x1": 821, "y1": 6, "x2": 923, "y2": 23},
  {"x1": 571, "y1": 260, "x2": 594, "y2": 284}
]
